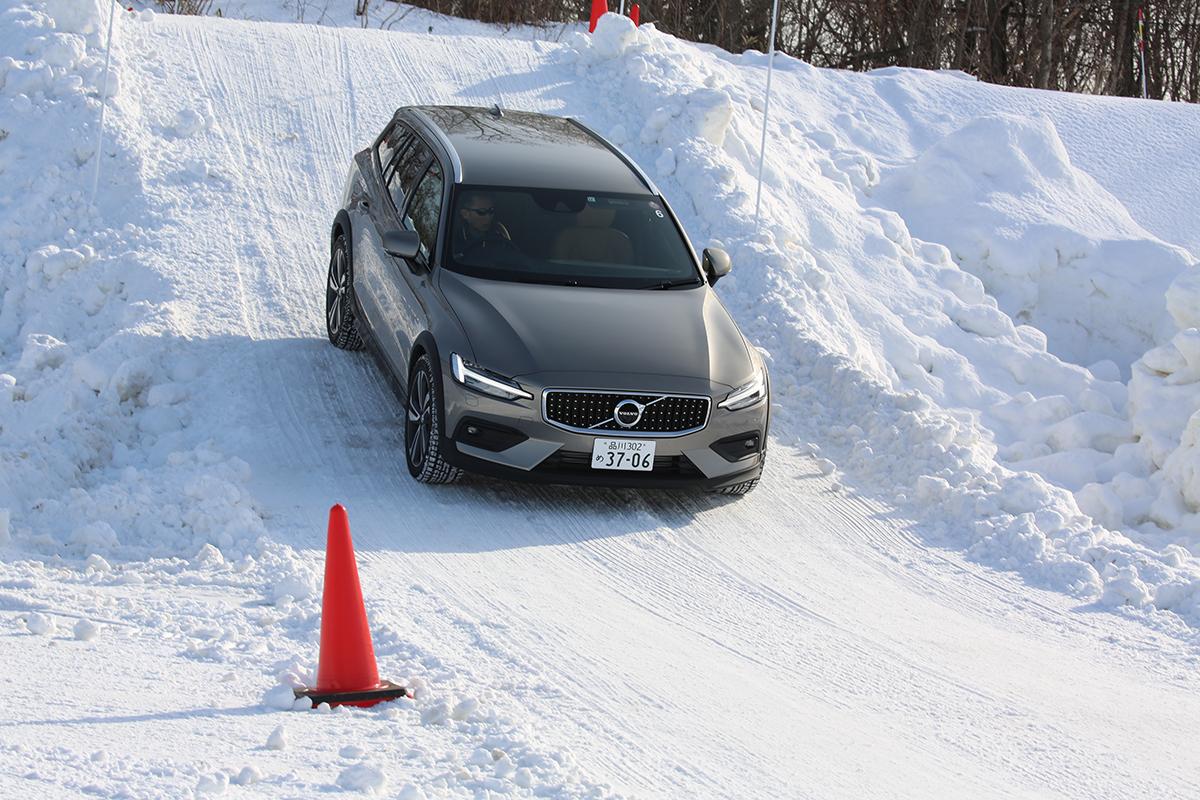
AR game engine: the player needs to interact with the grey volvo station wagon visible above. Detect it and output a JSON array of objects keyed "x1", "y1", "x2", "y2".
[{"x1": 324, "y1": 105, "x2": 769, "y2": 494}]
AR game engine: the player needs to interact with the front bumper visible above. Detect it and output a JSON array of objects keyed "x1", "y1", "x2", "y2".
[{"x1": 439, "y1": 368, "x2": 768, "y2": 490}]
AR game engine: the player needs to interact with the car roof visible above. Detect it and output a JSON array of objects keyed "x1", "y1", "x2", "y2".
[{"x1": 403, "y1": 105, "x2": 655, "y2": 195}]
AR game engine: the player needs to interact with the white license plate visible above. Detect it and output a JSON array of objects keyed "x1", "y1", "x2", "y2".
[{"x1": 591, "y1": 438, "x2": 656, "y2": 471}]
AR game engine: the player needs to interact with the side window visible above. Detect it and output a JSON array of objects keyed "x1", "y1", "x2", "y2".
[
  {"x1": 380, "y1": 135, "x2": 411, "y2": 186},
  {"x1": 387, "y1": 139, "x2": 433, "y2": 214},
  {"x1": 403, "y1": 161, "x2": 444, "y2": 266},
  {"x1": 376, "y1": 124, "x2": 409, "y2": 182}
]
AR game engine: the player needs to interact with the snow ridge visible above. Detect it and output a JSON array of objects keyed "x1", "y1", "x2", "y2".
[{"x1": 569, "y1": 15, "x2": 1199, "y2": 624}]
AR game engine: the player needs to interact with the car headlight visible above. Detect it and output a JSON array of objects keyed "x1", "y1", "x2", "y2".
[
  {"x1": 718, "y1": 368, "x2": 766, "y2": 411},
  {"x1": 450, "y1": 353, "x2": 532, "y2": 402}
]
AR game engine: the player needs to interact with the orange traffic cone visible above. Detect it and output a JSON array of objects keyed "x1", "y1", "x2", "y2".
[
  {"x1": 630, "y1": 3, "x2": 639, "y2": 25},
  {"x1": 588, "y1": 0, "x2": 607, "y2": 32},
  {"x1": 294, "y1": 504, "x2": 409, "y2": 708}
]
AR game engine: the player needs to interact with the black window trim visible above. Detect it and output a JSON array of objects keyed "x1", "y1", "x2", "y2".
[
  {"x1": 372, "y1": 111, "x2": 462, "y2": 270},
  {"x1": 399, "y1": 111, "x2": 459, "y2": 269},
  {"x1": 380, "y1": 132, "x2": 413, "y2": 190},
  {"x1": 400, "y1": 157, "x2": 446, "y2": 271},
  {"x1": 379, "y1": 121, "x2": 432, "y2": 218},
  {"x1": 372, "y1": 120, "x2": 411, "y2": 185},
  {"x1": 386, "y1": 142, "x2": 431, "y2": 219}
]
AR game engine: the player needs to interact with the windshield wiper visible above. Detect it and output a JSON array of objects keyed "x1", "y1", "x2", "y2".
[{"x1": 643, "y1": 278, "x2": 703, "y2": 290}]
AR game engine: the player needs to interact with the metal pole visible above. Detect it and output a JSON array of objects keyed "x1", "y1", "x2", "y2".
[
  {"x1": 90, "y1": 0, "x2": 118, "y2": 207},
  {"x1": 753, "y1": 0, "x2": 780, "y2": 229},
  {"x1": 1139, "y1": 49, "x2": 1147, "y2": 99}
]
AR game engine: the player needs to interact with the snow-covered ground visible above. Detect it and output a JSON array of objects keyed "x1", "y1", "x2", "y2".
[
  {"x1": 2, "y1": 1, "x2": 1199, "y2": 796},
  {"x1": 200, "y1": 0, "x2": 581, "y2": 38}
]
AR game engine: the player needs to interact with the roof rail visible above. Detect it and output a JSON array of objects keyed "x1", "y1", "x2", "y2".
[
  {"x1": 407, "y1": 107, "x2": 464, "y2": 184},
  {"x1": 566, "y1": 118, "x2": 660, "y2": 196}
]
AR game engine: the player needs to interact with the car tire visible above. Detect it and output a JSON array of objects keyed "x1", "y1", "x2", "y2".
[
  {"x1": 325, "y1": 233, "x2": 365, "y2": 351},
  {"x1": 405, "y1": 353, "x2": 463, "y2": 484}
]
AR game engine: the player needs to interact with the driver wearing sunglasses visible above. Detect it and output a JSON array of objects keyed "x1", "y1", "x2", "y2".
[{"x1": 454, "y1": 191, "x2": 510, "y2": 258}]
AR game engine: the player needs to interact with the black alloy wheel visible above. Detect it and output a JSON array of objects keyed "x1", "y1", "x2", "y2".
[
  {"x1": 325, "y1": 234, "x2": 365, "y2": 350},
  {"x1": 404, "y1": 354, "x2": 462, "y2": 484}
]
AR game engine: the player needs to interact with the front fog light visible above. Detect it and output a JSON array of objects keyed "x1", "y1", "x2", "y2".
[
  {"x1": 450, "y1": 353, "x2": 532, "y2": 402},
  {"x1": 718, "y1": 369, "x2": 766, "y2": 411}
]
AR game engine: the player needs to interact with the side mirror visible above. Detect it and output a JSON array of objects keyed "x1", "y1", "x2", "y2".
[
  {"x1": 382, "y1": 229, "x2": 422, "y2": 260},
  {"x1": 702, "y1": 247, "x2": 732, "y2": 285}
]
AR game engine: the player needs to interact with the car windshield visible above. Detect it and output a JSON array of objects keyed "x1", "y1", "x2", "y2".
[{"x1": 445, "y1": 186, "x2": 702, "y2": 289}]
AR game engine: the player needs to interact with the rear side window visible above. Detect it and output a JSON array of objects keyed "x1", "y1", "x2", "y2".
[
  {"x1": 387, "y1": 139, "x2": 433, "y2": 214},
  {"x1": 402, "y1": 162, "x2": 444, "y2": 266},
  {"x1": 376, "y1": 124, "x2": 410, "y2": 182}
]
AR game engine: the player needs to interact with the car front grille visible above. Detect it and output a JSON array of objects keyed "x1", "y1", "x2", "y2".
[{"x1": 543, "y1": 390, "x2": 710, "y2": 436}]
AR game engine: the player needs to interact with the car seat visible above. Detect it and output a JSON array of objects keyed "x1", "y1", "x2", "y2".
[{"x1": 551, "y1": 205, "x2": 633, "y2": 264}]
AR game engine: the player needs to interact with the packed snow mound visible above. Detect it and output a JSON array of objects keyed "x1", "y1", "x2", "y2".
[
  {"x1": 586, "y1": 11, "x2": 641, "y2": 59},
  {"x1": 41, "y1": 0, "x2": 105, "y2": 34},
  {"x1": 872, "y1": 113, "x2": 1191, "y2": 373},
  {"x1": 869, "y1": 108, "x2": 1200, "y2": 553},
  {"x1": 0, "y1": 1, "x2": 270, "y2": 563},
  {"x1": 1119, "y1": 269, "x2": 1200, "y2": 544},
  {"x1": 562, "y1": 15, "x2": 1200, "y2": 622}
]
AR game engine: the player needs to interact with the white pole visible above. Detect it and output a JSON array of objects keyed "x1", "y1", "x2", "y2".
[
  {"x1": 90, "y1": 0, "x2": 118, "y2": 207},
  {"x1": 753, "y1": 0, "x2": 780, "y2": 230}
]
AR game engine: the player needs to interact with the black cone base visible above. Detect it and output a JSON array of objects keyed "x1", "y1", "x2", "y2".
[{"x1": 294, "y1": 679, "x2": 410, "y2": 708}]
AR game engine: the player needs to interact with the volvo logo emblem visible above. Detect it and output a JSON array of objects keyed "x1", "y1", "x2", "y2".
[{"x1": 614, "y1": 399, "x2": 644, "y2": 428}]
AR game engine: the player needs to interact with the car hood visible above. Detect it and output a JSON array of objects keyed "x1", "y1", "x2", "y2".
[{"x1": 438, "y1": 271, "x2": 753, "y2": 389}]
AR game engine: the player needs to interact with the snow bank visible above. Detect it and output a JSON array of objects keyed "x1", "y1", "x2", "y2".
[
  {"x1": 563, "y1": 15, "x2": 1200, "y2": 624},
  {"x1": 1118, "y1": 273, "x2": 1200, "y2": 550},
  {"x1": 870, "y1": 110, "x2": 1200, "y2": 554},
  {"x1": 0, "y1": 2, "x2": 270, "y2": 564},
  {"x1": 872, "y1": 113, "x2": 1191, "y2": 374},
  {"x1": 42, "y1": 0, "x2": 106, "y2": 35}
]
